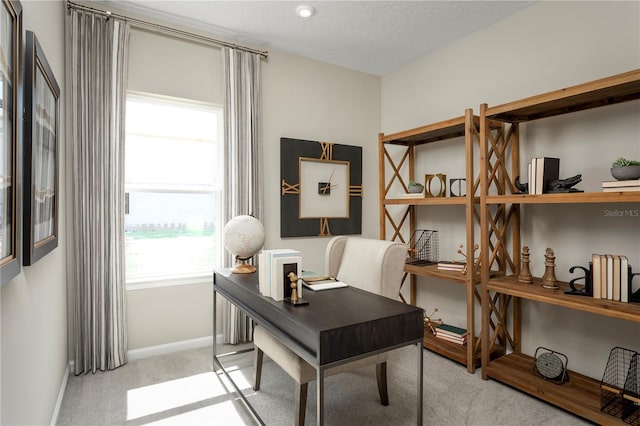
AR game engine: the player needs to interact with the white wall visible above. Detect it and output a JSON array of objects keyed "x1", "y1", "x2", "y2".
[
  {"x1": 381, "y1": 1, "x2": 640, "y2": 377},
  {"x1": 262, "y1": 50, "x2": 381, "y2": 274},
  {"x1": 0, "y1": 2, "x2": 67, "y2": 425}
]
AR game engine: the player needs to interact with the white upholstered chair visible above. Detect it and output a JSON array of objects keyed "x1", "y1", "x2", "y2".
[{"x1": 252, "y1": 236, "x2": 407, "y2": 426}]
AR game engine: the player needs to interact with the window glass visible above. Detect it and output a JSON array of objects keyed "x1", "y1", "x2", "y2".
[{"x1": 125, "y1": 93, "x2": 222, "y2": 283}]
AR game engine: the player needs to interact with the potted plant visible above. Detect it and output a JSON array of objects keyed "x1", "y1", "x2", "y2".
[
  {"x1": 611, "y1": 157, "x2": 640, "y2": 180},
  {"x1": 407, "y1": 180, "x2": 424, "y2": 193}
]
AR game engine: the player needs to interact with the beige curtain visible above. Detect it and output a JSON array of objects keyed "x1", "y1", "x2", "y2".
[
  {"x1": 69, "y1": 9, "x2": 130, "y2": 374},
  {"x1": 222, "y1": 47, "x2": 263, "y2": 343}
]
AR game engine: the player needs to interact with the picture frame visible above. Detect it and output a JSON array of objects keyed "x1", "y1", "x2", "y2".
[
  {"x1": 0, "y1": 0, "x2": 23, "y2": 285},
  {"x1": 23, "y1": 30, "x2": 60, "y2": 265}
]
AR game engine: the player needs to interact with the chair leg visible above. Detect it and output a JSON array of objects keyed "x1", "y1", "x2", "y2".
[
  {"x1": 376, "y1": 362, "x2": 389, "y2": 406},
  {"x1": 253, "y1": 348, "x2": 264, "y2": 391},
  {"x1": 295, "y1": 382, "x2": 308, "y2": 426}
]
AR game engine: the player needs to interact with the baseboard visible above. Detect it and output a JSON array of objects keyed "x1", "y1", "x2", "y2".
[
  {"x1": 50, "y1": 363, "x2": 70, "y2": 426},
  {"x1": 128, "y1": 335, "x2": 219, "y2": 361}
]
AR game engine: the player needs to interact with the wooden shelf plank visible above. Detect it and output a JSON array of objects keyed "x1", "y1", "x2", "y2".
[
  {"x1": 485, "y1": 353, "x2": 633, "y2": 425},
  {"x1": 422, "y1": 331, "x2": 470, "y2": 366},
  {"x1": 485, "y1": 69, "x2": 640, "y2": 122},
  {"x1": 487, "y1": 276, "x2": 640, "y2": 323},
  {"x1": 385, "y1": 197, "x2": 467, "y2": 206},
  {"x1": 381, "y1": 116, "x2": 468, "y2": 146},
  {"x1": 485, "y1": 191, "x2": 640, "y2": 204},
  {"x1": 404, "y1": 263, "x2": 469, "y2": 283}
]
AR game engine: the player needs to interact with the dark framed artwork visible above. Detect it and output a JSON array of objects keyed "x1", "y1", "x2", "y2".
[
  {"x1": 280, "y1": 138, "x2": 362, "y2": 238},
  {"x1": 0, "y1": 0, "x2": 22, "y2": 285},
  {"x1": 23, "y1": 30, "x2": 60, "y2": 265}
]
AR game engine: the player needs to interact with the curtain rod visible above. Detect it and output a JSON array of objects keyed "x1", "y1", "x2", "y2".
[{"x1": 66, "y1": 1, "x2": 268, "y2": 58}]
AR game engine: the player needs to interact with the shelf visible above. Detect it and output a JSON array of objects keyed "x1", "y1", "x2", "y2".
[
  {"x1": 487, "y1": 275, "x2": 640, "y2": 323},
  {"x1": 485, "y1": 69, "x2": 640, "y2": 122},
  {"x1": 404, "y1": 263, "x2": 469, "y2": 284},
  {"x1": 385, "y1": 197, "x2": 467, "y2": 206},
  {"x1": 485, "y1": 191, "x2": 640, "y2": 204},
  {"x1": 484, "y1": 353, "x2": 631, "y2": 425},
  {"x1": 381, "y1": 115, "x2": 469, "y2": 146},
  {"x1": 423, "y1": 332, "x2": 504, "y2": 368}
]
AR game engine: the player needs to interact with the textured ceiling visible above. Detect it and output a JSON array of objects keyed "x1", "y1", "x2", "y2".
[{"x1": 105, "y1": 1, "x2": 537, "y2": 76}]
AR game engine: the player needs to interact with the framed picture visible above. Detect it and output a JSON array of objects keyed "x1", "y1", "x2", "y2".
[
  {"x1": 0, "y1": 0, "x2": 22, "y2": 285},
  {"x1": 23, "y1": 30, "x2": 60, "y2": 265}
]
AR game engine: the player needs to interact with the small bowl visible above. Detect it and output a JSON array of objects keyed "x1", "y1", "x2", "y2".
[
  {"x1": 408, "y1": 185, "x2": 424, "y2": 193},
  {"x1": 610, "y1": 165, "x2": 640, "y2": 181}
]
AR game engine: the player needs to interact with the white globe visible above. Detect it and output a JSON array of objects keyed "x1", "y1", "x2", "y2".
[{"x1": 223, "y1": 215, "x2": 265, "y2": 260}]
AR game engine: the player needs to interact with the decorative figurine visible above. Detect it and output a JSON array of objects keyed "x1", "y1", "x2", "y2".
[
  {"x1": 547, "y1": 174, "x2": 583, "y2": 193},
  {"x1": 514, "y1": 176, "x2": 528, "y2": 194},
  {"x1": 423, "y1": 308, "x2": 443, "y2": 334},
  {"x1": 284, "y1": 272, "x2": 309, "y2": 306},
  {"x1": 518, "y1": 246, "x2": 534, "y2": 284},
  {"x1": 457, "y1": 243, "x2": 480, "y2": 275},
  {"x1": 542, "y1": 248, "x2": 559, "y2": 289},
  {"x1": 424, "y1": 173, "x2": 447, "y2": 198}
]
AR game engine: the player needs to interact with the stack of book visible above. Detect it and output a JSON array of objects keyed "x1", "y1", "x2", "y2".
[
  {"x1": 527, "y1": 157, "x2": 560, "y2": 194},
  {"x1": 437, "y1": 261, "x2": 465, "y2": 272},
  {"x1": 434, "y1": 324, "x2": 468, "y2": 345},
  {"x1": 601, "y1": 179, "x2": 640, "y2": 192},
  {"x1": 591, "y1": 254, "x2": 631, "y2": 302},
  {"x1": 258, "y1": 249, "x2": 301, "y2": 301}
]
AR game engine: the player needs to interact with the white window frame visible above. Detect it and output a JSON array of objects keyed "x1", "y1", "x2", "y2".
[{"x1": 124, "y1": 91, "x2": 224, "y2": 289}]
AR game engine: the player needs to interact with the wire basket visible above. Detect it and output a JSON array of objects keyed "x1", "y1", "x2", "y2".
[
  {"x1": 406, "y1": 230, "x2": 438, "y2": 265},
  {"x1": 601, "y1": 346, "x2": 640, "y2": 425}
]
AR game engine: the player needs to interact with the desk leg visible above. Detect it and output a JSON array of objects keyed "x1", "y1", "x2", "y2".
[
  {"x1": 317, "y1": 366, "x2": 325, "y2": 425},
  {"x1": 213, "y1": 288, "x2": 217, "y2": 366},
  {"x1": 416, "y1": 342, "x2": 423, "y2": 425}
]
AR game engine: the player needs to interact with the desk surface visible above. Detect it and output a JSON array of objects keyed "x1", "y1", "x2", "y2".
[{"x1": 214, "y1": 268, "x2": 424, "y2": 365}]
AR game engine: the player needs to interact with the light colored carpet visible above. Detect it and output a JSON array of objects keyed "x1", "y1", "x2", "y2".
[{"x1": 56, "y1": 344, "x2": 589, "y2": 425}]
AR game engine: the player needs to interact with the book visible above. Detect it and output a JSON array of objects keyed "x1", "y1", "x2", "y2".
[
  {"x1": 435, "y1": 323, "x2": 468, "y2": 338},
  {"x1": 271, "y1": 255, "x2": 302, "y2": 301},
  {"x1": 612, "y1": 255, "x2": 621, "y2": 301},
  {"x1": 591, "y1": 254, "x2": 601, "y2": 299},
  {"x1": 601, "y1": 179, "x2": 640, "y2": 188},
  {"x1": 620, "y1": 256, "x2": 629, "y2": 303},
  {"x1": 435, "y1": 333, "x2": 467, "y2": 345},
  {"x1": 259, "y1": 249, "x2": 301, "y2": 298},
  {"x1": 437, "y1": 261, "x2": 465, "y2": 270},
  {"x1": 602, "y1": 186, "x2": 640, "y2": 192},
  {"x1": 606, "y1": 254, "x2": 614, "y2": 301},
  {"x1": 535, "y1": 157, "x2": 560, "y2": 194},
  {"x1": 301, "y1": 277, "x2": 348, "y2": 291},
  {"x1": 529, "y1": 158, "x2": 537, "y2": 194},
  {"x1": 599, "y1": 256, "x2": 605, "y2": 299}
]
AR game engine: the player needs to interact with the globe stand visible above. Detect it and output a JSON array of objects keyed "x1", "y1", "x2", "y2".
[{"x1": 231, "y1": 256, "x2": 256, "y2": 274}]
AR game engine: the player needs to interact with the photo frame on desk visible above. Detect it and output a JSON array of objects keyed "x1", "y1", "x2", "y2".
[
  {"x1": 23, "y1": 31, "x2": 60, "y2": 265},
  {"x1": 0, "y1": 0, "x2": 23, "y2": 285}
]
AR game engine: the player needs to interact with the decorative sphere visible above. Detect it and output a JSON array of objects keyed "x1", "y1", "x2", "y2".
[{"x1": 223, "y1": 215, "x2": 265, "y2": 259}]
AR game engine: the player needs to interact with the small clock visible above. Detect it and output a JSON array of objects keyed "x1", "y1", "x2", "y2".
[{"x1": 280, "y1": 138, "x2": 362, "y2": 238}]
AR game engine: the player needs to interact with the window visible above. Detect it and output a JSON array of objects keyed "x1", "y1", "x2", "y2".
[{"x1": 124, "y1": 92, "x2": 222, "y2": 285}]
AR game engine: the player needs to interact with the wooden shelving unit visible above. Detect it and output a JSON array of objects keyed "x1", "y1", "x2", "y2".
[
  {"x1": 479, "y1": 69, "x2": 640, "y2": 424},
  {"x1": 378, "y1": 110, "x2": 505, "y2": 373}
]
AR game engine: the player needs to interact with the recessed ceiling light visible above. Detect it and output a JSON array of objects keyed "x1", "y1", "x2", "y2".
[{"x1": 296, "y1": 5, "x2": 314, "y2": 18}]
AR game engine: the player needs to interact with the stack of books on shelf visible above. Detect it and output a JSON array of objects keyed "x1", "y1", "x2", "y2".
[
  {"x1": 437, "y1": 260, "x2": 465, "y2": 272},
  {"x1": 601, "y1": 179, "x2": 640, "y2": 192},
  {"x1": 527, "y1": 157, "x2": 560, "y2": 194},
  {"x1": 434, "y1": 324, "x2": 468, "y2": 345},
  {"x1": 592, "y1": 254, "x2": 630, "y2": 303}
]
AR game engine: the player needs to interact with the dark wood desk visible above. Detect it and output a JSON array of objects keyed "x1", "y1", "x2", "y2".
[{"x1": 213, "y1": 268, "x2": 424, "y2": 425}]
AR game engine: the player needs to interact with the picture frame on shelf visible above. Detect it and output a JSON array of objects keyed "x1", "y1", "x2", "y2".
[
  {"x1": 0, "y1": 0, "x2": 23, "y2": 285},
  {"x1": 23, "y1": 30, "x2": 61, "y2": 265}
]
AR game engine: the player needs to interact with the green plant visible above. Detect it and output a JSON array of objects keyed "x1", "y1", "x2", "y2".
[
  {"x1": 408, "y1": 180, "x2": 423, "y2": 187},
  {"x1": 612, "y1": 157, "x2": 640, "y2": 167}
]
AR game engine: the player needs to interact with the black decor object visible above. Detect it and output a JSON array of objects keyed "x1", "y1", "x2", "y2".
[
  {"x1": 565, "y1": 262, "x2": 593, "y2": 296},
  {"x1": 280, "y1": 138, "x2": 362, "y2": 238},
  {"x1": 600, "y1": 346, "x2": 639, "y2": 425},
  {"x1": 531, "y1": 347, "x2": 569, "y2": 385}
]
